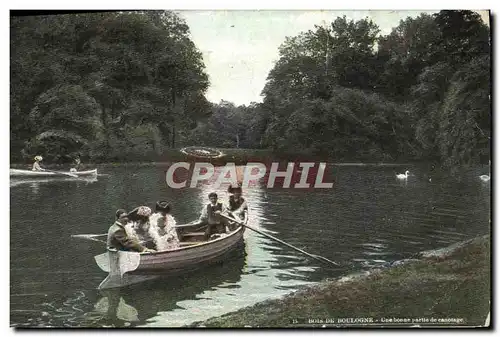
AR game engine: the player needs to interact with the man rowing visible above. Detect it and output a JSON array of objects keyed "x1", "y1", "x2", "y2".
[
  {"x1": 107, "y1": 209, "x2": 155, "y2": 253},
  {"x1": 70, "y1": 156, "x2": 81, "y2": 173},
  {"x1": 32, "y1": 156, "x2": 45, "y2": 171},
  {"x1": 227, "y1": 184, "x2": 248, "y2": 222},
  {"x1": 199, "y1": 192, "x2": 228, "y2": 238}
]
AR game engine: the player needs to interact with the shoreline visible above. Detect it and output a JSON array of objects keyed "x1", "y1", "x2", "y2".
[
  {"x1": 188, "y1": 234, "x2": 490, "y2": 328},
  {"x1": 9, "y1": 161, "x2": 415, "y2": 169},
  {"x1": 10, "y1": 147, "x2": 435, "y2": 168}
]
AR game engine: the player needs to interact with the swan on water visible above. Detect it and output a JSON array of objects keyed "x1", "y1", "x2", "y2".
[
  {"x1": 396, "y1": 170, "x2": 409, "y2": 180},
  {"x1": 480, "y1": 174, "x2": 490, "y2": 182}
]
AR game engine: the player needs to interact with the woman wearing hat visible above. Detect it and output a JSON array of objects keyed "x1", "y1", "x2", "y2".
[
  {"x1": 127, "y1": 206, "x2": 156, "y2": 250},
  {"x1": 227, "y1": 184, "x2": 248, "y2": 227},
  {"x1": 150, "y1": 201, "x2": 180, "y2": 250},
  {"x1": 32, "y1": 156, "x2": 45, "y2": 171}
]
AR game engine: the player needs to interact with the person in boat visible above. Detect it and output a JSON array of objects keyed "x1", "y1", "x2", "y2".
[
  {"x1": 226, "y1": 183, "x2": 248, "y2": 229},
  {"x1": 107, "y1": 209, "x2": 154, "y2": 253},
  {"x1": 127, "y1": 206, "x2": 157, "y2": 250},
  {"x1": 199, "y1": 192, "x2": 228, "y2": 238},
  {"x1": 70, "y1": 157, "x2": 81, "y2": 173},
  {"x1": 150, "y1": 201, "x2": 180, "y2": 250},
  {"x1": 32, "y1": 156, "x2": 45, "y2": 171}
]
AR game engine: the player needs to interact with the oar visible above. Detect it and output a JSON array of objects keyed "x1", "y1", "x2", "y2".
[
  {"x1": 219, "y1": 213, "x2": 340, "y2": 267},
  {"x1": 45, "y1": 170, "x2": 78, "y2": 178},
  {"x1": 72, "y1": 233, "x2": 107, "y2": 239},
  {"x1": 71, "y1": 233, "x2": 107, "y2": 244},
  {"x1": 72, "y1": 233, "x2": 201, "y2": 247}
]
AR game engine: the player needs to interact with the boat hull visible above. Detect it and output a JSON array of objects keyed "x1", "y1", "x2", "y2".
[
  {"x1": 136, "y1": 227, "x2": 244, "y2": 274},
  {"x1": 10, "y1": 168, "x2": 98, "y2": 178},
  {"x1": 95, "y1": 226, "x2": 245, "y2": 289}
]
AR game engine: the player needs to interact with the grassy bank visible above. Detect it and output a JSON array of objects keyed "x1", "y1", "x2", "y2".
[{"x1": 191, "y1": 235, "x2": 490, "y2": 328}]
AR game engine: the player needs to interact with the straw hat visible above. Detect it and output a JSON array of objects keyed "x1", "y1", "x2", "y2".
[{"x1": 155, "y1": 201, "x2": 171, "y2": 213}]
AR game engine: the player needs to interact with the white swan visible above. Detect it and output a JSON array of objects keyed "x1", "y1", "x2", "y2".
[
  {"x1": 480, "y1": 174, "x2": 490, "y2": 182},
  {"x1": 396, "y1": 170, "x2": 409, "y2": 180}
]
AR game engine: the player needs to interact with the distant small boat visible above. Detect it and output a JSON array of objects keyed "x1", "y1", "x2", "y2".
[
  {"x1": 10, "y1": 168, "x2": 98, "y2": 178},
  {"x1": 180, "y1": 146, "x2": 225, "y2": 159},
  {"x1": 479, "y1": 174, "x2": 490, "y2": 182}
]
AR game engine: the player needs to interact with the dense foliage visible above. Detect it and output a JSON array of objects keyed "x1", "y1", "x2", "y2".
[
  {"x1": 187, "y1": 10, "x2": 490, "y2": 167},
  {"x1": 11, "y1": 10, "x2": 490, "y2": 168},
  {"x1": 11, "y1": 11, "x2": 209, "y2": 163}
]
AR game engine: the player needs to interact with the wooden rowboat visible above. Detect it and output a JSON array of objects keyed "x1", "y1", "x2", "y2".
[
  {"x1": 94, "y1": 223, "x2": 246, "y2": 290},
  {"x1": 180, "y1": 146, "x2": 225, "y2": 159},
  {"x1": 10, "y1": 168, "x2": 98, "y2": 178}
]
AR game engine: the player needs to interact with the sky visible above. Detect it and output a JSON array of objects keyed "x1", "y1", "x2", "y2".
[{"x1": 180, "y1": 10, "x2": 490, "y2": 106}]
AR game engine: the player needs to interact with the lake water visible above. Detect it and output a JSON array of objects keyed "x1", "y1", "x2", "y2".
[{"x1": 10, "y1": 163, "x2": 491, "y2": 327}]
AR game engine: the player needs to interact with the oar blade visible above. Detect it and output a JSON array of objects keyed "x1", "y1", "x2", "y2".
[
  {"x1": 118, "y1": 251, "x2": 141, "y2": 275},
  {"x1": 96, "y1": 251, "x2": 142, "y2": 290},
  {"x1": 95, "y1": 252, "x2": 110, "y2": 272},
  {"x1": 312, "y1": 254, "x2": 340, "y2": 267}
]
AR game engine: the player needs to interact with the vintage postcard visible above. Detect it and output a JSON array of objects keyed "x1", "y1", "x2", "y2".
[{"x1": 10, "y1": 9, "x2": 491, "y2": 328}]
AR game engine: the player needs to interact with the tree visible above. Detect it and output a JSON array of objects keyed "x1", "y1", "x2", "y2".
[
  {"x1": 10, "y1": 11, "x2": 210, "y2": 162},
  {"x1": 407, "y1": 62, "x2": 452, "y2": 159},
  {"x1": 376, "y1": 13, "x2": 440, "y2": 99},
  {"x1": 437, "y1": 55, "x2": 490, "y2": 167},
  {"x1": 433, "y1": 10, "x2": 490, "y2": 67}
]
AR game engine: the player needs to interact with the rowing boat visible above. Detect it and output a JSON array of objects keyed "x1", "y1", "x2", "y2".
[
  {"x1": 10, "y1": 176, "x2": 98, "y2": 188},
  {"x1": 94, "y1": 221, "x2": 246, "y2": 290},
  {"x1": 180, "y1": 146, "x2": 225, "y2": 159},
  {"x1": 10, "y1": 168, "x2": 98, "y2": 178}
]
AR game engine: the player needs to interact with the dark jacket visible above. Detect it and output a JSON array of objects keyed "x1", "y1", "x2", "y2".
[
  {"x1": 107, "y1": 221, "x2": 146, "y2": 252},
  {"x1": 228, "y1": 196, "x2": 248, "y2": 212},
  {"x1": 200, "y1": 202, "x2": 225, "y2": 225}
]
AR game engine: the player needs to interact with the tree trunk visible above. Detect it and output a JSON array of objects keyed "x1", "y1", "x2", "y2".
[
  {"x1": 101, "y1": 105, "x2": 110, "y2": 150},
  {"x1": 172, "y1": 124, "x2": 176, "y2": 149},
  {"x1": 236, "y1": 133, "x2": 240, "y2": 148},
  {"x1": 171, "y1": 90, "x2": 176, "y2": 148}
]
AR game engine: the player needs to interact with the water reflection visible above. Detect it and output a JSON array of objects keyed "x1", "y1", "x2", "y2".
[
  {"x1": 88, "y1": 248, "x2": 246, "y2": 327},
  {"x1": 10, "y1": 176, "x2": 99, "y2": 190},
  {"x1": 94, "y1": 292, "x2": 139, "y2": 323},
  {"x1": 11, "y1": 248, "x2": 247, "y2": 328},
  {"x1": 10, "y1": 163, "x2": 490, "y2": 327}
]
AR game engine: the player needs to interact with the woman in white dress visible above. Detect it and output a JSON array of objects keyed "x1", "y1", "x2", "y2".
[
  {"x1": 126, "y1": 206, "x2": 156, "y2": 250},
  {"x1": 32, "y1": 156, "x2": 45, "y2": 171},
  {"x1": 149, "y1": 201, "x2": 180, "y2": 251}
]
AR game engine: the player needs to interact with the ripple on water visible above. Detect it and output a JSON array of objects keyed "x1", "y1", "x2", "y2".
[{"x1": 9, "y1": 164, "x2": 490, "y2": 327}]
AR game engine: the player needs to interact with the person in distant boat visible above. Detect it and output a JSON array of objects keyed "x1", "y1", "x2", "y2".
[
  {"x1": 70, "y1": 157, "x2": 81, "y2": 173},
  {"x1": 128, "y1": 206, "x2": 157, "y2": 250},
  {"x1": 226, "y1": 183, "x2": 248, "y2": 229},
  {"x1": 32, "y1": 156, "x2": 45, "y2": 171},
  {"x1": 107, "y1": 209, "x2": 153, "y2": 253},
  {"x1": 199, "y1": 192, "x2": 227, "y2": 238},
  {"x1": 151, "y1": 201, "x2": 180, "y2": 250}
]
